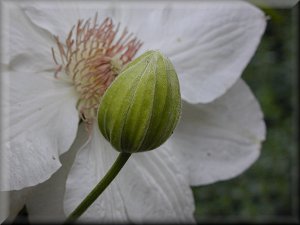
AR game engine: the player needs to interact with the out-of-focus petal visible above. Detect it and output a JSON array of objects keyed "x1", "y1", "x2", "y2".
[
  {"x1": 0, "y1": 189, "x2": 31, "y2": 223},
  {"x1": 167, "y1": 79, "x2": 266, "y2": 185},
  {"x1": 64, "y1": 124, "x2": 195, "y2": 223},
  {"x1": 25, "y1": 124, "x2": 88, "y2": 223}
]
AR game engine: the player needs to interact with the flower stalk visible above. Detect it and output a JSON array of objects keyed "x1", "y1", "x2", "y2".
[{"x1": 65, "y1": 152, "x2": 131, "y2": 222}]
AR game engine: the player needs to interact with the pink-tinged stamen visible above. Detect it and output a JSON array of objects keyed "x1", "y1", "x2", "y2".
[{"x1": 52, "y1": 15, "x2": 142, "y2": 124}]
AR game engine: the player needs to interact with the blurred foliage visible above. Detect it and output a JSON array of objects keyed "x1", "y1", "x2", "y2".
[{"x1": 193, "y1": 7, "x2": 298, "y2": 223}]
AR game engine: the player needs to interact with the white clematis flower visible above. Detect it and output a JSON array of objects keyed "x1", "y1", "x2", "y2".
[{"x1": 1, "y1": 0, "x2": 266, "y2": 223}]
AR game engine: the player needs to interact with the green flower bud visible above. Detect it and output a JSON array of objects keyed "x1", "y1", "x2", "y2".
[{"x1": 97, "y1": 50, "x2": 181, "y2": 153}]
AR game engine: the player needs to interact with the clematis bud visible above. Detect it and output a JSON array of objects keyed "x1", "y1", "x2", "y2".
[{"x1": 97, "y1": 50, "x2": 181, "y2": 153}]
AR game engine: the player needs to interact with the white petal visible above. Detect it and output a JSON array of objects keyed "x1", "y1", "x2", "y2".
[
  {"x1": 25, "y1": 124, "x2": 88, "y2": 223},
  {"x1": 21, "y1": 1, "x2": 118, "y2": 41},
  {"x1": 167, "y1": 79, "x2": 266, "y2": 186},
  {"x1": 108, "y1": 1, "x2": 267, "y2": 103},
  {"x1": 2, "y1": 70, "x2": 79, "y2": 191},
  {"x1": 64, "y1": 123, "x2": 195, "y2": 223},
  {"x1": 3, "y1": 3, "x2": 55, "y2": 71}
]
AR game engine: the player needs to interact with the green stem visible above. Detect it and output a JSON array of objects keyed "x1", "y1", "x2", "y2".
[{"x1": 64, "y1": 152, "x2": 131, "y2": 223}]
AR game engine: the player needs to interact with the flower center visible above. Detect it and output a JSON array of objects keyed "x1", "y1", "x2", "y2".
[{"x1": 52, "y1": 14, "x2": 142, "y2": 124}]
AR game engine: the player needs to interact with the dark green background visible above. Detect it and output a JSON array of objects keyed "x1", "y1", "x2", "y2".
[{"x1": 193, "y1": 6, "x2": 298, "y2": 223}]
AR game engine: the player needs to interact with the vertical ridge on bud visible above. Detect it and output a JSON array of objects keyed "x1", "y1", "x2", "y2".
[
  {"x1": 120, "y1": 55, "x2": 157, "y2": 151},
  {"x1": 98, "y1": 50, "x2": 181, "y2": 153},
  {"x1": 140, "y1": 56, "x2": 181, "y2": 150}
]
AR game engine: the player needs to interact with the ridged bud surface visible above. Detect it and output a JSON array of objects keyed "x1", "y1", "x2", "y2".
[{"x1": 97, "y1": 50, "x2": 181, "y2": 153}]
